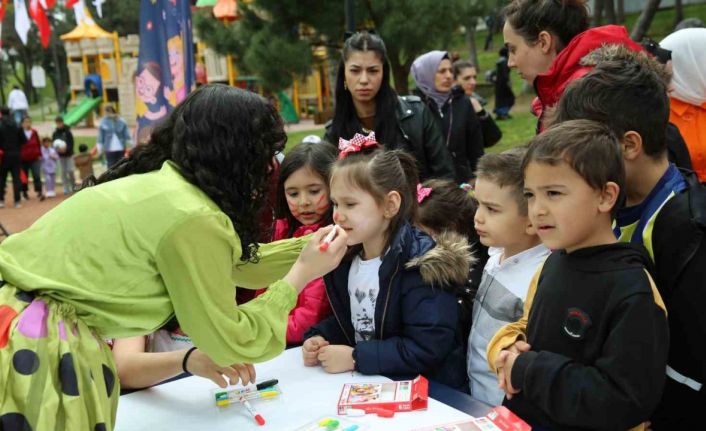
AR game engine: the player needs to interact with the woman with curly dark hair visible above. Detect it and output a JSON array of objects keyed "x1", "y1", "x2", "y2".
[
  {"x1": 0, "y1": 84, "x2": 348, "y2": 431},
  {"x1": 324, "y1": 31, "x2": 455, "y2": 181}
]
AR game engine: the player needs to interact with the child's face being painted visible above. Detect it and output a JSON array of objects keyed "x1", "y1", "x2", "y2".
[
  {"x1": 283, "y1": 166, "x2": 330, "y2": 226},
  {"x1": 523, "y1": 160, "x2": 618, "y2": 253},
  {"x1": 330, "y1": 172, "x2": 393, "y2": 257},
  {"x1": 474, "y1": 177, "x2": 533, "y2": 251}
]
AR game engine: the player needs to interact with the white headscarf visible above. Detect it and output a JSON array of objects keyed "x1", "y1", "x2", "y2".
[{"x1": 661, "y1": 28, "x2": 706, "y2": 107}]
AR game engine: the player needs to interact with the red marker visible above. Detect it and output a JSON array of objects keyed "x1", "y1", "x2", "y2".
[
  {"x1": 239, "y1": 396, "x2": 265, "y2": 426},
  {"x1": 319, "y1": 225, "x2": 339, "y2": 252}
]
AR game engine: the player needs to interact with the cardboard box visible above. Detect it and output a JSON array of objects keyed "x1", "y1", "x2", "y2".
[
  {"x1": 410, "y1": 406, "x2": 531, "y2": 431},
  {"x1": 337, "y1": 375, "x2": 428, "y2": 415}
]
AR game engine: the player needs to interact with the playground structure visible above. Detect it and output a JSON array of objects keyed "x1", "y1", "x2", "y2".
[
  {"x1": 61, "y1": 5, "x2": 139, "y2": 127},
  {"x1": 194, "y1": 38, "x2": 333, "y2": 124},
  {"x1": 59, "y1": 2, "x2": 333, "y2": 128}
]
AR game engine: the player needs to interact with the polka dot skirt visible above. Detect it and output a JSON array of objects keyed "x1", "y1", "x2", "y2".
[{"x1": 0, "y1": 282, "x2": 118, "y2": 430}]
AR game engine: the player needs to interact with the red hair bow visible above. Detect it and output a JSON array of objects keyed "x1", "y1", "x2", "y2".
[{"x1": 338, "y1": 132, "x2": 379, "y2": 159}]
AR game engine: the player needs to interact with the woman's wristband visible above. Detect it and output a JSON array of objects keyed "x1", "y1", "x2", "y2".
[{"x1": 182, "y1": 347, "x2": 198, "y2": 374}]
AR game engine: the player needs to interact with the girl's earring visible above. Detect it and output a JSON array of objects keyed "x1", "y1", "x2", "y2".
[{"x1": 344, "y1": 81, "x2": 348, "y2": 91}]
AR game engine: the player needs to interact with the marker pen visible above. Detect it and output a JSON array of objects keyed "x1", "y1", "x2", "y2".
[
  {"x1": 239, "y1": 396, "x2": 265, "y2": 426},
  {"x1": 319, "y1": 225, "x2": 339, "y2": 252}
]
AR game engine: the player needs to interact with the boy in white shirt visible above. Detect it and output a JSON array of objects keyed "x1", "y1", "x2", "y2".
[{"x1": 467, "y1": 147, "x2": 549, "y2": 405}]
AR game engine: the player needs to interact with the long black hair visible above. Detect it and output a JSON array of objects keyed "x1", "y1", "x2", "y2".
[
  {"x1": 81, "y1": 84, "x2": 286, "y2": 262},
  {"x1": 276, "y1": 142, "x2": 337, "y2": 237},
  {"x1": 330, "y1": 32, "x2": 400, "y2": 146}
]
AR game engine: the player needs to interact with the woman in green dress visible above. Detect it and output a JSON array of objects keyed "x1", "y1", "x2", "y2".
[{"x1": 0, "y1": 85, "x2": 348, "y2": 431}]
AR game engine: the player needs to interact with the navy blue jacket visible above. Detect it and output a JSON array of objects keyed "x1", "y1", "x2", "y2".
[{"x1": 304, "y1": 224, "x2": 472, "y2": 390}]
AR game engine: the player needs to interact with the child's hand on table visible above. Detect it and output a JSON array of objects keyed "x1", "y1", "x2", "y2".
[
  {"x1": 317, "y1": 345, "x2": 355, "y2": 373},
  {"x1": 302, "y1": 336, "x2": 329, "y2": 366}
]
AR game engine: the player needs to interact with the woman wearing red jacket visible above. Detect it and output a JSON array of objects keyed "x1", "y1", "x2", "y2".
[
  {"x1": 20, "y1": 116, "x2": 43, "y2": 200},
  {"x1": 502, "y1": 0, "x2": 642, "y2": 132}
]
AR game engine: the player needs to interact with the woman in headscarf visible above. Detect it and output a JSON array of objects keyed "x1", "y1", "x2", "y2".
[
  {"x1": 412, "y1": 51, "x2": 485, "y2": 183},
  {"x1": 661, "y1": 28, "x2": 706, "y2": 182}
]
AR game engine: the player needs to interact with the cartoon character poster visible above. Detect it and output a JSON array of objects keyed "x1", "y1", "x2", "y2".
[{"x1": 136, "y1": 0, "x2": 195, "y2": 144}]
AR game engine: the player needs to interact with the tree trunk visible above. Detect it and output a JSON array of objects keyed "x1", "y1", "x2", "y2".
[
  {"x1": 466, "y1": 16, "x2": 480, "y2": 72},
  {"x1": 617, "y1": 0, "x2": 625, "y2": 23},
  {"x1": 674, "y1": 0, "x2": 684, "y2": 29},
  {"x1": 630, "y1": 0, "x2": 662, "y2": 41},
  {"x1": 604, "y1": 0, "x2": 617, "y2": 24},
  {"x1": 50, "y1": 35, "x2": 67, "y2": 112},
  {"x1": 593, "y1": 0, "x2": 605, "y2": 26},
  {"x1": 387, "y1": 47, "x2": 414, "y2": 95}
]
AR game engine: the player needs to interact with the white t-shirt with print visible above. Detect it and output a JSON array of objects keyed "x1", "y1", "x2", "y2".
[{"x1": 348, "y1": 255, "x2": 382, "y2": 342}]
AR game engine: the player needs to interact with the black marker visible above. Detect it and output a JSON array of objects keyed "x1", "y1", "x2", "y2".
[{"x1": 255, "y1": 379, "x2": 278, "y2": 390}]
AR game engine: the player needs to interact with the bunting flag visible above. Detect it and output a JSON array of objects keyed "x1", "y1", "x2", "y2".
[
  {"x1": 92, "y1": 0, "x2": 105, "y2": 18},
  {"x1": 65, "y1": 0, "x2": 80, "y2": 7},
  {"x1": 14, "y1": 0, "x2": 31, "y2": 45},
  {"x1": 135, "y1": 0, "x2": 195, "y2": 144},
  {"x1": 28, "y1": 0, "x2": 56, "y2": 48}
]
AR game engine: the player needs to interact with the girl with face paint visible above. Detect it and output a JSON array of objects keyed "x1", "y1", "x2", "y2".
[{"x1": 255, "y1": 142, "x2": 338, "y2": 344}]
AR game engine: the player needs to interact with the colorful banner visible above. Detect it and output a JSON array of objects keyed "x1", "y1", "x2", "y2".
[{"x1": 136, "y1": 0, "x2": 195, "y2": 144}]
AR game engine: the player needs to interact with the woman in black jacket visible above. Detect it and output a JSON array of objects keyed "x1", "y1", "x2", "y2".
[
  {"x1": 412, "y1": 51, "x2": 486, "y2": 183},
  {"x1": 452, "y1": 59, "x2": 502, "y2": 149},
  {"x1": 324, "y1": 32, "x2": 454, "y2": 181}
]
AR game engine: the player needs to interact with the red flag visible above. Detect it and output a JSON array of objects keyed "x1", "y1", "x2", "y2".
[
  {"x1": 65, "y1": 0, "x2": 79, "y2": 8},
  {"x1": 0, "y1": 0, "x2": 8, "y2": 48},
  {"x1": 28, "y1": 0, "x2": 53, "y2": 48},
  {"x1": 0, "y1": 0, "x2": 8, "y2": 21}
]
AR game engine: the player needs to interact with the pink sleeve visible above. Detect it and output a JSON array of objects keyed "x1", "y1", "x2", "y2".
[{"x1": 285, "y1": 277, "x2": 332, "y2": 344}]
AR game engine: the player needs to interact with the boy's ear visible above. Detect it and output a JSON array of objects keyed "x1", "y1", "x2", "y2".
[
  {"x1": 621, "y1": 131, "x2": 643, "y2": 161},
  {"x1": 383, "y1": 191, "x2": 402, "y2": 219},
  {"x1": 538, "y1": 30, "x2": 555, "y2": 55},
  {"x1": 598, "y1": 181, "x2": 621, "y2": 214}
]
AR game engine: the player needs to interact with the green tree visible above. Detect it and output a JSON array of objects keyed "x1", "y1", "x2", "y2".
[
  {"x1": 194, "y1": 0, "x2": 470, "y2": 94},
  {"x1": 88, "y1": 0, "x2": 141, "y2": 36},
  {"x1": 1, "y1": 4, "x2": 72, "y2": 110}
]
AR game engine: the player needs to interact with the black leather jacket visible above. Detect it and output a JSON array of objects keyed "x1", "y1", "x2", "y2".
[
  {"x1": 415, "y1": 86, "x2": 485, "y2": 182},
  {"x1": 324, "y1": 96, "x2": 455, "y2": 181}
]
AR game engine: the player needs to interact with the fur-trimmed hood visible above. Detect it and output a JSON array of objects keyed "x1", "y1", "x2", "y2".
[{"x1": 406, "y1": 230, "x2": 475, "y2": 288}]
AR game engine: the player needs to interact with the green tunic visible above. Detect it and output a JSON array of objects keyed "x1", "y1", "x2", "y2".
[{"x1": 0, "y1": 161, "x2": 307, "y2": 430}]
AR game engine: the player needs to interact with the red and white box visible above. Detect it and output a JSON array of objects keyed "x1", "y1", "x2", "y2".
[
  {"x1": 337, "y1": 375, "x2": 428, "y2": 415},
  {"x1": 411, "y1": 406, "x2": 531, "y2": 431}
]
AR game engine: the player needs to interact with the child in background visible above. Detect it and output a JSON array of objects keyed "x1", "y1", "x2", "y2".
[
  {"x1": 73, "y1": 144, "x2": 94, "y2": 182},
  {"x1": 41, "y1": 137, "x2": 58, "y2": 198},
  {"x1": 255, "y1": 142, "x2": 337, "y2": 344},
  {"x1": 466, "y1": 148, "x2": 549, "y2": 406},
  {"x1": 487, "y1": 120, "x2": 668, "y2": 430},
  {"x1": 416, "y1": 178, "x2": 480, "y2": 351},
  {"x1": 302, "y1": 133, "x2": 472, "y2": 390}
]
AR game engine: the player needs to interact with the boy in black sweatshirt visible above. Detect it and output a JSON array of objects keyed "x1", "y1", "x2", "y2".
[{"x1": 487, "y1": 120, "x2": 669, "y2": 431}]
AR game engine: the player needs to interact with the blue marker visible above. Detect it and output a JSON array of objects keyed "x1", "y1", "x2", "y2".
[{"x1": 342, "y1": 426, "x2": 359, "y2": 431}]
